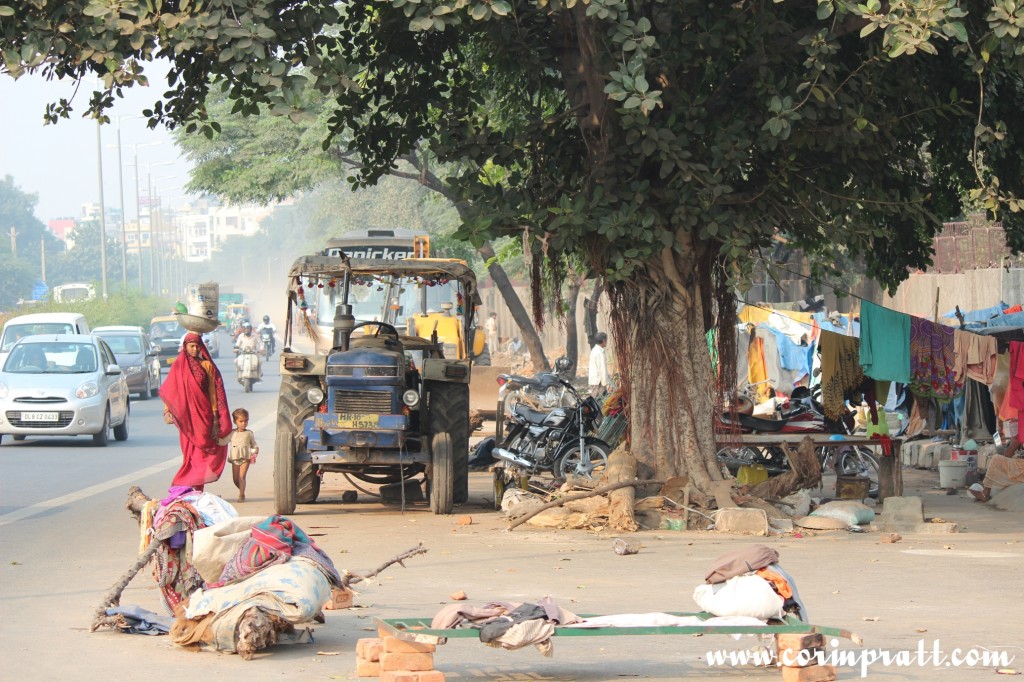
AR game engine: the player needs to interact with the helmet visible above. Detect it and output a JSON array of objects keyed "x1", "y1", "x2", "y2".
[
  {"x1": 263, "y1": 315, "x2": 270, "y2": 323},
  {"x1": 554, "y1": 357, "x2": 573, "y2": 372},
  {"x1": 243, "y1": 321, "x2": 253, "y2": 330}
]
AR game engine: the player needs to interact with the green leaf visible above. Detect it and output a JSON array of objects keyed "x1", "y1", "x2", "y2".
[
  {"x1": 491, "y1": 0, "x2": 511, "y2": 16},
  {"x1": 816, "y1": 1, "x2": 833, "y2": 20},
  {"x1": 0, "y1": 6, "x2": 15, "y2": 16},
  {"x1": 623, "y1": 96, "x2": 641, "y2": 109},
  {"x1": 409, "y1": 15, "x2": 434, "y2": 30},
  {"x1": 859, "y1": 22, "x2": 877, "y2": 38}
]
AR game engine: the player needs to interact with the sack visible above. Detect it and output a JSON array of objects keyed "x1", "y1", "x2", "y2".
[
  {"x1": 191, "y1": 516, "x2": 265, "y2": 584},
  {"x1": 810, "y1": 500, "x2": 874, "y2": 527},
  {"x1": 704, "y1": 544, "x2": 780, "y2": 584},
  {"x1": 693, "y1": 574, "x2": 785, "y2": 620}
]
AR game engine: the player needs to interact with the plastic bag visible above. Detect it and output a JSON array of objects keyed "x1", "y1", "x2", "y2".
[
  {"x1": 810, "y1": 500, "x2": 875, "y2": 526},
  {"x1": 693, "y1": 574, "x2": 785, "y2": 620}
]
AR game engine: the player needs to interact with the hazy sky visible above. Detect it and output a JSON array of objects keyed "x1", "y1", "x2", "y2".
[{"x1": 0, "y1": 67, "x2": 194, "y2": 224}]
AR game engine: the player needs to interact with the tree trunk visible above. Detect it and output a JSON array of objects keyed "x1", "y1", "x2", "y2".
[
  {"x1": 584, "y1": 279, "x2": 604, "y2": 347},
  {"x1": 477, "y1": 241, "x2": 550, "y2": 372},
  {"x1": 610, "y1": 240, "x2": 724, "y2": 495},
  {"x1": 564, "y1": 279, "x2": 581, "y2": 373}
]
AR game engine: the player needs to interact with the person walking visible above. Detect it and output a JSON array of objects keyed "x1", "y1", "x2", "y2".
[
  {"x1": 485, "y1": 312, "x2": 498, "y2": 352},
  {"x1": 160, "y1": 332, "x2": 231, "y2": 491},
  {"x1": 589, "y1": 332, "x2": 609, "y2": 397},
  {"x1": 219, "y1": 407, "x2": 259, "y2": 503}
]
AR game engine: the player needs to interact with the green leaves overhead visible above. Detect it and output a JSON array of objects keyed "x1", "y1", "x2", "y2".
[{"x1": 3, "y1": 0, "x2": 1024, "y2": 295}]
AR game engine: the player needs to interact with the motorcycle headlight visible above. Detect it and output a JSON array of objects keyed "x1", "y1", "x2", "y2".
[
  {"x1": 307, "y1": 387, "x2": 324, "y2": 405},
  {"x1": 0, "y1": 382, "x2": 8, "y2": 400},
  {"x1": 402, "y1": 389, "x2": 420, "y2": 407},
  {"x1": 592, "y1": 413, "x2": 603, "y2": 429},
  {"x1": 76, "y1": 381, "x2": 99, "y2": 399}
]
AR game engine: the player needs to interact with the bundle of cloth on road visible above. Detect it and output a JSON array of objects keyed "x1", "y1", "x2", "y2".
[{"x1": 133, "y1": 486, "x2": 340, "y2": 657}]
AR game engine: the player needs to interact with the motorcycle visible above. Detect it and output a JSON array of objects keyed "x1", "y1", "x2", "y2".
[
  {"x1": 260, "y1": 328, "x2": 274, "y2": 360},
  {"x1": 715, "y1": 391, "x2": 881, "y2": 497},
  {"x1": 496, "y1": 357, "x2": 576, "y2": 441},
  {"x1": 235, "y1": 347, "x2": 262, "y2": 393},
  {"x1": 491, "y1": 378, "x2": 611, "y2": 509}
]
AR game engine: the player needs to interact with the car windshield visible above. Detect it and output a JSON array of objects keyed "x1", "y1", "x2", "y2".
[
  {"x1": 315, "y1": 275, "x2": 461, "y2": 326},
  {"x1": 151, "y1": 321, "x2": 185, "y2": 338},
  {"x1": 99, "y1": 335, "x2": 143, "y2": 355},
  {"x1": 3, "y1": 342, "x2": 98, "y2": 374},
  {"x1": 1, "y1": 323, "x2": 75, "y2": 351}
]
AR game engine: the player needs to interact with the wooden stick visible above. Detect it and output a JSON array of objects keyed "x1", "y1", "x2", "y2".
[
  {"x1": 342, "y1": 543, "x2": 429, "y2": 589},
  {"x1": 507, "y1": 479, "x2": 665, "y2": 531},
  {"x1": 90, "y1": 537, "x2": 161, "y2": 632}
]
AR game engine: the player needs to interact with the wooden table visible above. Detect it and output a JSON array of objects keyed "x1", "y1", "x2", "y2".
[{"x1": 717, "y1": 433, "x2": 903, "y2": 499}]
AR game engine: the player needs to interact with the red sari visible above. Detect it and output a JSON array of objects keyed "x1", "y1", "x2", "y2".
[{"x1": 159, "y1": 333, "x2": 231, "y2": 489}]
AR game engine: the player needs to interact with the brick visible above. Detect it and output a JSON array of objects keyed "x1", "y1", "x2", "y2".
[
  {"x1": 880, "y1": 532, "x2": 902, "y2": 544},
  {"x1": 381, "y1": 672, "x2": 446, "y2": 682},
  {"x1": 777, "y1": 646, "x2": 825, "y2": 668},
  {"x1": 357, "y1": 638, "x2": 384, "y2": 662},
  {"x1": 776, "y1": 633, "x2": 825, "y2": 652},
  {"x1": 355, "y1": 658, "x2": 380, "y2": 677},
  {"x1": 382, "y1": 636, "x2": 437, "y2": 654},
  {"x1": 781, "y1": 664, "x2": 837, "y2": 682},
  {"x1": 325, "y1": 586, "x2": 354, "y2": 610},
  {"x1": 455, "y1": 515, "x2": 473, "y2": 525},
  {"x1": 449, "y1": 590, "x2": 467, "y2": 601},
  {"x1": 380, "y1": 652, "x2": 435, "y2": 672}
]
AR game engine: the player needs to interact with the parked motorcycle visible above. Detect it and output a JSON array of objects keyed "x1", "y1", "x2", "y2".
[
  {"x1": 235, "y1": 348, "x2": 262, "y2": 393},
  {"x1": 492, "y1": 378, "x2": 611, "y2": 509},
  {"x1": 260, "y1": 328, "x2": 274, "y2": 360},
  {"x1": 716, "y1": 392, "x2": 881, "y2": 497},
  {"x1": 496, "y1": 356, "x2": 576, "y2": 441}
]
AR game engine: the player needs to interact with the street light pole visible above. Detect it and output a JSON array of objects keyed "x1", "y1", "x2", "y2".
[
  {"x1": 95, "y1": 120, "x2": 109, "y2": 299},
  {"x1": 115, "y1": 123, "x2": 127, "y2": 288},
  {"x1": 133, "y1": 147, "x2": 143, "y2": 290}
]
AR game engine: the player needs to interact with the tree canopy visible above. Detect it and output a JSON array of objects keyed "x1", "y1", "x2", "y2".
[{"x1": 7, "y1": 0, "x2": 1024, "y2": 487}]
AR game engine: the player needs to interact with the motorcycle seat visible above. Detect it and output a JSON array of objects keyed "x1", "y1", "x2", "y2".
[
  {"x1": 719, "y1": 412, "x2": 789, "y2": 433},
  {"x1": 512, "y1": 402, "x2": 551, "y2": 425}
]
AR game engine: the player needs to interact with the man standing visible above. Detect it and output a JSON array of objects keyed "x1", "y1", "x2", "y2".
[
  {"x1": 484, "y1": 312, "x2": 498, "y2": 353},
  {"x1": 589, "y1": 332, "x2": 609, "y2": 397}
]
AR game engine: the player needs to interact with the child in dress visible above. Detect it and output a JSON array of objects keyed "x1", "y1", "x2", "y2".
[{"x1": 219, "y1": 407, "x2": 259, "y2": 502}]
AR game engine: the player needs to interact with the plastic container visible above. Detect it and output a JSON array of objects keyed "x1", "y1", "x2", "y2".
[
  {"x1": 938, "y1": 460, "x2": 969, "y2": 488},
  {"x1": 951, "y1": 450, "x2": 978, "y2": 471},
  {"x1": 736, "y1": 463, "x2": 769, "y2": 486}
]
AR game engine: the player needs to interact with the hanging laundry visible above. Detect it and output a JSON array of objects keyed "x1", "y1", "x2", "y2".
[
  {"x1": 859, "y1": 300, "x2": 911, "y2": 384},
  {"x1": 909, "y1": 317, "x2": 959, "y2": 400},
  {"x1": 819, "y1": 331, "x2": 864, "y2": 420},
  {"x1": 746, "y1": 329, "x2": 771, "y2": 401},
  {"x1": 758, "y1": 327, "x2": 807, "y2": 391},
  {"x1": 767, "y1": 312, "x2": 810, "y2": 345},
  {"x1": 953, "y1": 330, "x2": 998, "y2": 385},
  {"x1": 1006, "y1": 341, "x2": 1024, "y2": 412},
  {"x1": 758, "y1": 323, "x2": 810, "y2": 379}
]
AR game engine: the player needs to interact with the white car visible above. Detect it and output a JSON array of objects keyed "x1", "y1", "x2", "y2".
[{"x1": 0, "y1": 334, "x2": 130, "y2": 446}]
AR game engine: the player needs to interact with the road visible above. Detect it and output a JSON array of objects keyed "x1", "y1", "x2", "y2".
[{"x1": 2, "y1": 348, "x2": 1023, "y2": 680}]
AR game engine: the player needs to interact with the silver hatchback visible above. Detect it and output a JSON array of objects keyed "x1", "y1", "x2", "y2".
[{"x1": 0, "y1": 334, "x2": 130, "y2": 446}]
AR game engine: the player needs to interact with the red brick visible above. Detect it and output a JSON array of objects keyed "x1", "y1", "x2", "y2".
[
  {"x1": 781, "y1": 664, "x2": 837, "y2": 682},
  {"x1": 355, "y1": 658, "x2": 381, "y2": 678},
  {"x1": 776, "y1": 633, "x2": 825, "y2": 652},
  {"x1": 455, "y1": 515, "x2": 473, "y2": 525},
  {"x1": 326, "y1": 586, "x2": 354, "y2": 610},
  {"x1": 357, "y1": 638, "x2": 384, "y2": 662},
  {"x1": 382, "y1": 635, "x2": 437, "y2": 654},
  {"x1": 380, "y1": 652, "x2": 435, "y2": 672}
]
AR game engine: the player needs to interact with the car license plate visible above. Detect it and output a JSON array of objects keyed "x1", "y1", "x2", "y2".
[
  {"x1": 336, "y1": 413, "x2": 379, "y2": 429},
  {"x1": 22, "y1": 411, "x2": 58, "y2": 422}
]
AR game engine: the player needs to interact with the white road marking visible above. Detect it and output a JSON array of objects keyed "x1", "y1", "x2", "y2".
[{"x1": 0, "y1": 410, "x2": 276, "y2": 527}]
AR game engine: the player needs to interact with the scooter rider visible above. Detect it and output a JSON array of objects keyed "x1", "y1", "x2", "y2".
[
  {"x1": 234, "y1": 322, "x2": 262, "y2": 380},
  {"x1": 256, "y1": 315, "x2": 276, "y2": 355}
]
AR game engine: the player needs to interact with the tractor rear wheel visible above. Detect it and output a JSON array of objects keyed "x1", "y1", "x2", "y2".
[{"x1": 275, "y1": 375, "x2": 321, "y2": 513}]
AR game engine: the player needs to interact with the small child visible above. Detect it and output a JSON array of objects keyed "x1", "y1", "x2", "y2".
[{"x1": 219, "y1": 407, "x2": 259, "y2": 503}]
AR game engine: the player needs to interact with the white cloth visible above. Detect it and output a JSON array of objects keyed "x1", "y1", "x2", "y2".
[
  {"x1": 767, "y1": 312, "x2": 809, "y2": 345},
  {"x1": 191, "y1": 515, "x2": 265, "y2": 583},
  {"x1": 567, "y1": 613, "x2": 766, "y2": 629},
  {"x1": 191, "y1": 493, "x2": 238, "y2": 528},
  {"x1": 588, "y1": 344, "x2": 608, "y2": 387},
  {"x1": 234, "y1": 333, "x2": 259, "y2": 352}
]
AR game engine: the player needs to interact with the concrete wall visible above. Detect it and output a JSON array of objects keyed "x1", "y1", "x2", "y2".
[{"x1": 882, "y1": 268, "x2": 1024, "y2": 318}]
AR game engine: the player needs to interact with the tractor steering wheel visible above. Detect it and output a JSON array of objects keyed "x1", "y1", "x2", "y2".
[{"x1": 352, "y1": 321, "x2": 401, "y2": 342}]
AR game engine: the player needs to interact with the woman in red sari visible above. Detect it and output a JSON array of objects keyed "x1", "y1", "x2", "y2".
[{"x1": 160, "y1": 332, "x2": 231, "y2": 490}]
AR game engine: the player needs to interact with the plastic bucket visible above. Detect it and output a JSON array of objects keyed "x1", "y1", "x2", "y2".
[
  {"x1": 938, "y1": 460, "x2": 969, "y2": 488},
  {"x1": 187, "y1": 282, "x2": 219, "y2": 322}
]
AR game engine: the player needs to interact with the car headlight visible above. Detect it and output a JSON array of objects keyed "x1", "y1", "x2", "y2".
[
  {"x1": 125, "y1": 365, "x2": 144, "y2": 375},
  {"x1": 402, "y1": 389, "x2": 420, "y2": 407},
  {"x1": 306, "y1": 387, "x2": 324, "y2": 405},
  {"x1": 0, "y1": 382, "x2": 8, "y2": 400},
  {"x1": 76, "y1": 381, "x2": 99, "y2": 399}
]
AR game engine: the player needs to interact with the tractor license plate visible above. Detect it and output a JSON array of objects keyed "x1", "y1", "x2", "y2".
[
  {"x1": 22, "y1": 411, "x2": 58, "y2": 422},
  {"x1": 336, "y1": 413, "x2": 379, "y2": 429}
]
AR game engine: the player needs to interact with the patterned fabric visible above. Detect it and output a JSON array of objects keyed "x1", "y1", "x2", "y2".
[
  {"x1": 819, "y1": 331, "x2": 864, "y2": 420},
  {"x1": 210, "y1": 515, "x2": 342, "y2": 588},
  {"x1": 159, "y1": 334, "x2": 231, "y2": 488},
  {"x1": 151, "y1": 501, "x2": 205, "y2": 612},
  {"x1": 909, "y1": 317, "x2": 959, "y2": 401}
]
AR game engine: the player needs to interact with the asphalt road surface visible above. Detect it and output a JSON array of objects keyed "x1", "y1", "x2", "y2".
[{"x1": 2, "y1": 348, "x2": 1023, "y2": 681}]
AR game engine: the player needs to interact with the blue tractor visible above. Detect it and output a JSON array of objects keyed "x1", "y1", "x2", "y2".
[{"x1": 274, "y1": 254, "x2": 477, "y2": 514}]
